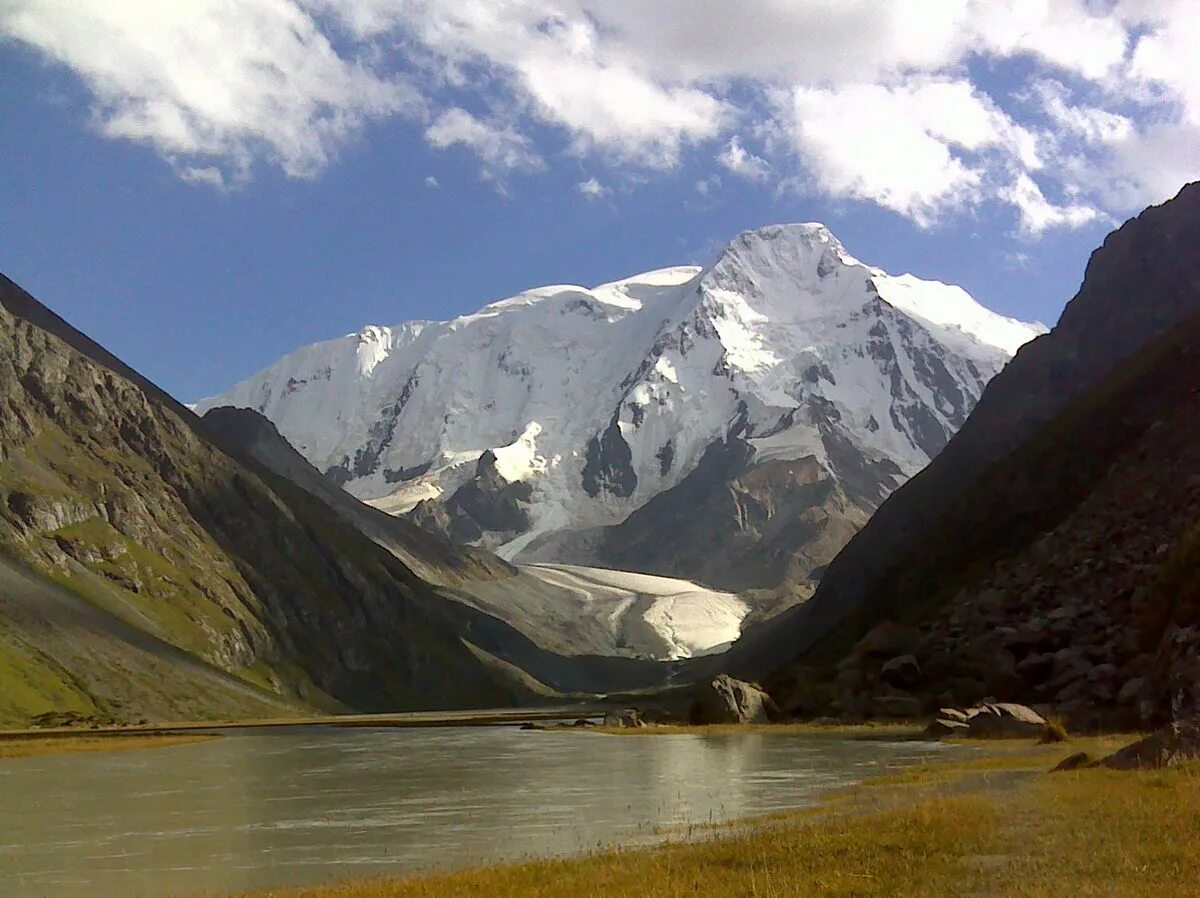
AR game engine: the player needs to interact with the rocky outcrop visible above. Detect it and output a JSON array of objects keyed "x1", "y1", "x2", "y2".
[
  {"x1": 409, "y1": 451, "x2": 534, "y2": 549},
  {"x1": 689, "y1": 675, "x2": 779, "y2": 724}
]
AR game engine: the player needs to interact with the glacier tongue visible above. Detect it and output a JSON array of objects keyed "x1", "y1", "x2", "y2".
[{"x1": 195, "y1": 224, "x2": 1046, "y2": 567}]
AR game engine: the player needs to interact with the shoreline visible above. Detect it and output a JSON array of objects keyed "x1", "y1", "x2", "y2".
[
  {"x1": 226, "y1": 731, "x2": 1186, "y2": 898},
  {"x1": 0, "y1": 705, "x2": 608, "y2": 743}
]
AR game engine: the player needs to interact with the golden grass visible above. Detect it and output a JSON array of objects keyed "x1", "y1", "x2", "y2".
[
  {"x1": 233, "y1": 732, "x2": 1200, "y2": 898},
  {"x1": 0, "y1": 732, "x2": 217, "y2": 759},
  {"x1": 239, "y1": 794, "x2": 999, "y2": 898}
]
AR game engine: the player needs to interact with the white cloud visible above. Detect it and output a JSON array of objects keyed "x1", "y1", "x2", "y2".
[
  {"x1": 775, "y1": 78, "x2": 1039, "y2": 227},
  {"x1": 1002, "y1": 173, "x2": 1099, "y2": 235},
  {"x1": 717, "y1": 136, "x2": 770, "y2": 181},
  {"x1": 1030, "y1": 80, "x2": 1134, "y2": 145},
  {"x1": 424, "y1": 175, "x2": 439, "y2": 189},
  {"x1": 4, "y1": 0, "x2": 1197, "y2": 229},
  {"x1": 424, "y1": 108, "x2": 543, "y2": 182},
  {"x1": 575, "y1": 177, "x2": 608, "y2": 200},
  {"x1": 0, "y1": 0, "x2": 414, "y2": 183}
]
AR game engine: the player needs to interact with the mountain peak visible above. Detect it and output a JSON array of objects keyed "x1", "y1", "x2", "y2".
[{"x1": 197, "y1": 228, "x2": 1043, "y2": 581}]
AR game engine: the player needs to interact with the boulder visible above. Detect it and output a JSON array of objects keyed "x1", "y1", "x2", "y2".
[
  {"x1": 927, "y1": 702, "x2": 1050, "y2": 739},
  {"x1": 1015, "y1": 652, "x2": 1055, "y2": 683},
  {"x1": 880, "y1": 654, "x2": 922, "y2": 689},
  {"x1": 1051, "y1": 751, "x2": 1094, "y2": 772},
  {"x1": 689, "y1": 675, "x2": 779, "y2": 725},
  {"x1": 603, "y1": 709, "x2": 646, "y2": 728},
  {"x1": 1098, "y1": 718, "x2": 1200, "y2": 770},
  {"x1": 1116, "y1": 677, "x2": 1146, "y2": 706},
  {"x1": 925, "y1": 718, "x2": 971, "y2": 737}
]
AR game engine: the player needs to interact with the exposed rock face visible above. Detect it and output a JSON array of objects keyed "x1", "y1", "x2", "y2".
[
  {"x1": 0, "y1": 273, "x2": 559, "y2": 726},
  {"x1": 410, "y1": 450, "x2": 534, "y2": 549},
  {"x1": 756, "y1": 183, "x2": 1200, "y2": 729},
  {"x1": 531, "y1": 438, "x2": 882, "y2": 591},
  {"x1": 689, "y1": 675, "x2": 779, "y2": 724}
]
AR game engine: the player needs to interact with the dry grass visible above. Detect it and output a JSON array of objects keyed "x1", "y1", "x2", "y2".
[
  {"x1": 231, "y1": 732, "x2": 1200, "y2": 898},
  {"x1": 238, "y1": 794, "x2": 999, "y2": 898},
  {"x1": 0, "y1": 732, "x2": 217, "y2": 759}
]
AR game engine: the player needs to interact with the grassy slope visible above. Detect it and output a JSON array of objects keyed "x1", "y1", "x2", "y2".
[
  {"x1": 0, "y1": 275, "x2": 546, "y2": 727},
  {"x1": 236, "y1": 735, "x2": 1200, "y2": 898}
]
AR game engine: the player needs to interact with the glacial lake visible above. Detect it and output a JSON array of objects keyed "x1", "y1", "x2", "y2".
[{"x1": 0, "y1": 723, "x2": 952, "y2": 897}]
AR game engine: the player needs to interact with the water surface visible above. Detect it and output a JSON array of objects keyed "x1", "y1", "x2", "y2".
[{"x1": 0, "y1": 724, "x2": 950, "y2": 897}]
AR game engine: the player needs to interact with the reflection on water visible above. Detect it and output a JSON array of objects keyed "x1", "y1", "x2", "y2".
[{"x1": 0, "y1": 725, "x2": 949, "y2": 897}]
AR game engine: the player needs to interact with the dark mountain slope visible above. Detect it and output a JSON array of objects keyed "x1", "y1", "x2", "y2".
[
  {"x1": 0, "y1": 273, "x2": 551, "y2": 725},
  {"x1": 199, "y1": 406, "x2": 514, "y2": 587},
  {"x1": 736, "y1": 182, "x2": 1200, "y2": 677},
  {"x1": 733, "y1": 183, "x2": 1200, "y2": 728}
]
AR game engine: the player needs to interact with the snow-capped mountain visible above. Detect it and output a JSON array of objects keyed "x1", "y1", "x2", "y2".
[{"x1": 196, "y1": 224, "x2": 1044, "y2": 589}]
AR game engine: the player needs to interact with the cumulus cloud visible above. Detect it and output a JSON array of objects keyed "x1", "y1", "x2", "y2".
[
  {"x1": 424, "y1": 175, "x2": 439, "y2": 189},
  {"x1": 3, "y1": 0, "x2": 1197, "y2": 230},
  {"x1": 0, "y1": 0, "x2": 414, "y2": 183},
  {"x1": 774, "y1": 78, "x2": 1041, "y2": 226}
]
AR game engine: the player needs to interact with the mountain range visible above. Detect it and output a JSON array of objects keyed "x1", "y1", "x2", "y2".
[
  {"x1": 7, "y1": 183, "x2": 1199, "y2": 733},
  {"x1": 197, "y1": 224, "x2": 1043, "y2": 597}
]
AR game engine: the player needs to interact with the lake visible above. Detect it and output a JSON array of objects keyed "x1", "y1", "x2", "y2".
[{"x1": 0, "y1": 724, "x2": 952, "y2": 897}]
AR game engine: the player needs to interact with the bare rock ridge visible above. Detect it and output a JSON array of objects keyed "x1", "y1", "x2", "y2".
[
  {"x1": 196, "y1": 225, "x2": 1043, "y2": 593},
  {"x1": 753, "y1": 182, "x2": 1200, "y2": 729}
]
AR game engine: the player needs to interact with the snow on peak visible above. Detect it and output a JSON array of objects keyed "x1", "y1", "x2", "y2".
[
  {"x1": 195, "y1": 226, "x2": 1044, "y2": 559},
  {"x1": 872, "y1": 274, "x2": 1048, "y2": 356}
]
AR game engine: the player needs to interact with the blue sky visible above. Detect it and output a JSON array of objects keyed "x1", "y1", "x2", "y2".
[{"x1": 1, "y1": 2, "x2": 1197, "y2": 402}]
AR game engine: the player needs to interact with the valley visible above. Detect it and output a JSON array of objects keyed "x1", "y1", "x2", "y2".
[{"x1": 2, "y1": 174, "x2": 1200, "y2": 898}]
